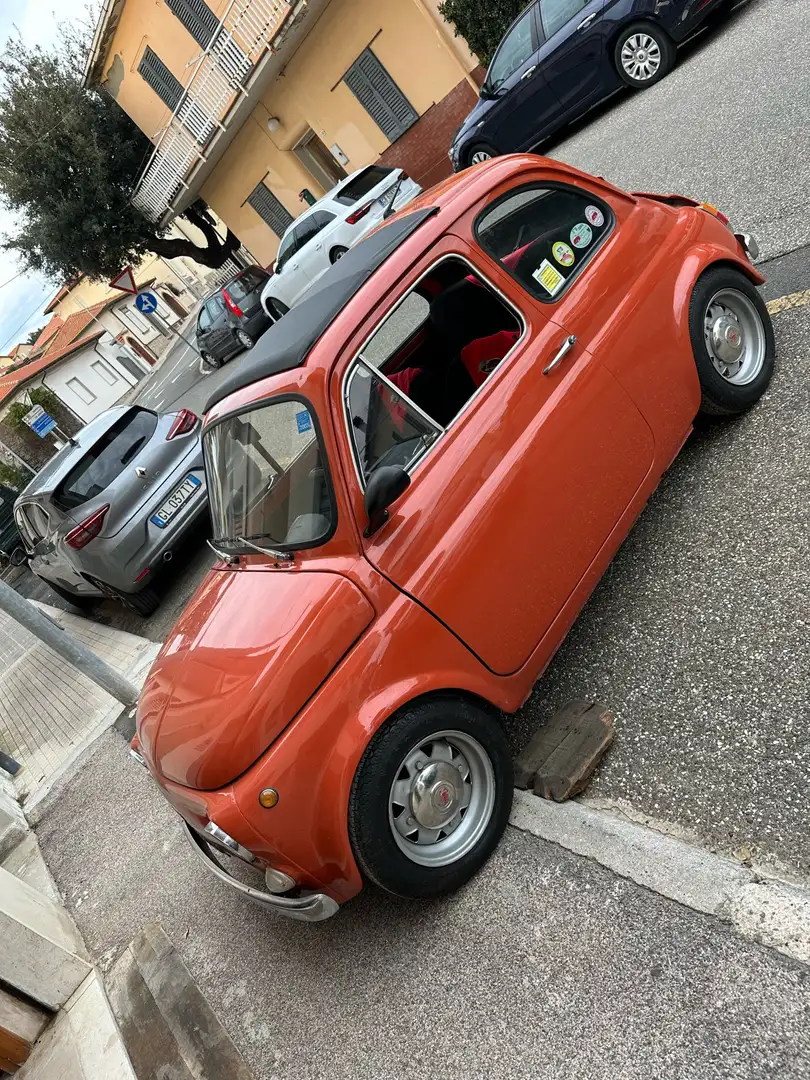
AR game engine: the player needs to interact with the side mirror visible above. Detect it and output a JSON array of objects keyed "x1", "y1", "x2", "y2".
[
  {"x1": 363, "y1": 465, "x2": 410, "y2": 537},
  {"x1": 272, "y1": 260, "x2": 280, "y2": 275},
  {"x1": 9, "y1": 547, "x2": 27, "y2": 567}
]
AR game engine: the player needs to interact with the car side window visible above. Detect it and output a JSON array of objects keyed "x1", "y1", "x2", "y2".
[
  {"x1": 487, "y1": 10, "x2": 536, "y2": 91},
  {"x1": 309, "y1": 211, "x2": 336, "y2": 233},
  {"x1": 475, "y1": 184, "x2": 612, "y2": 303},
  {"x1": 539, "y1": 0, "x2": 589, "y2": 39},
  {"x1": 276, "y1": 229, "x2": 300, "y2": 271},
  {"x1": 198, "y1": 306, "x2": 212, "y2": 332},
  {"x1": 295, "y1": 214, "x2": 330, "y2": 248},
  {"x1": 207, "y1": 296, "x2": 226, "y2": 321}
]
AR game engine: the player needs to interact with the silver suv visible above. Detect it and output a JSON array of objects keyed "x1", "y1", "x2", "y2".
[{"x1": 14, "y1": 405, "x2": 207, "y2": 616}]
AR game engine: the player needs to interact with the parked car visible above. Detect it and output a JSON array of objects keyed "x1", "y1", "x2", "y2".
[
  {"x1": 196, "y1": 266, "x2": 272, "y2": 368},
  {"x1": 260, "y1": 165, "x2": 422, "y2": 319},
  {"x1": 0, "y1": 483, "x2": 25, "y2": 565},
  {"x1": 15, "y1": 404, "x2": 207, "y2": 616},
  {"x1": 450, "y1": 0, "x2": 732, "y2": 170},
  {"x1": 133, "y1": 155, "x2": 772, "y2": 921}
]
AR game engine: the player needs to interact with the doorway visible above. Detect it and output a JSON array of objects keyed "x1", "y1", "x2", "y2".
[{"x1": 293, "y1": 129, "x2": 347, "y2": 193}]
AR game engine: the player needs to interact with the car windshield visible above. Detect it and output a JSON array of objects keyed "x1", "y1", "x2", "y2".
[{"x1": 204, "y1": 398, "x2": 334, "y2": 552}]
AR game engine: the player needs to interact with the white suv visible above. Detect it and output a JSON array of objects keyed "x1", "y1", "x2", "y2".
[{"x1": 261, "y1": 165, "x2": 422, "y2": 318}]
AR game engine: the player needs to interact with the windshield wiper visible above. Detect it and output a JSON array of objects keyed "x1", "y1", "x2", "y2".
[
  {"x1": 383, "y1": 174, "x2": 405, "y2": 219},
  {"x1": 237, "y1": 535, "x2": 293, "y2": 562},
  {"x1": 207, "y1": 538, "x2": 239, "y2": 564}
]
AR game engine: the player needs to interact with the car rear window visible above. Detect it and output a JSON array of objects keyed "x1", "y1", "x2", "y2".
[
  {"x1": 227, "y1": 267, "x2": 269, "y2": 301},
  {"x1": 334, "y1": 166, "x2": 394, "y2": 206},
  {"x1": 54, "y1": 408, "x2": 158, "y2": 511},
  {"x1": 475, "y1": 185, "x2": 613, "y2": 303}
]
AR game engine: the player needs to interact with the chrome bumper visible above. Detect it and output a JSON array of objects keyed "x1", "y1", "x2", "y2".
[
  {"x1": 183, "y1": 822, "x2": 340, "y2": 922},
  {"x1": 734, "y1": 232, "x2": 760, "y2": 262}
]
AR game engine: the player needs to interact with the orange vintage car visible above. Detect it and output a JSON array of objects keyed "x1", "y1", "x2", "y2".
[{"x1": 134, "y1": 156, "x2": 774, "y2": 921}]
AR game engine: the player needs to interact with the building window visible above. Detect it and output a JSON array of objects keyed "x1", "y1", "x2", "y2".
[
  {"x1": 344, "y1": 49, "x2": 418, "y2": 144},
  {"x1": 138, "y1": 46, "x2": 183, "y2": 111},
  {"x1": 166, "y1": 0, "x2": 219, "y2": 48},
  {"x1": 66, "y1": 378, "x2": 96, "y2": 405},
  {"x1": 247, "y1": 183, "x2": 295, "y2": 237},
  {"x1": 91, "y1": 360, "x2": 120, "y2": 386}
]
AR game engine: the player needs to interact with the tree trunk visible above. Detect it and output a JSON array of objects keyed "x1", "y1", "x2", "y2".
[{"x1": 149, "y1": 228, "x2": 241, "y2": 269}]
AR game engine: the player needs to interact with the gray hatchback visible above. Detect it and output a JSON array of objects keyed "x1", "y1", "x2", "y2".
[{"x1": 14, "y1": 405, "x2": 208, "y2": 616}]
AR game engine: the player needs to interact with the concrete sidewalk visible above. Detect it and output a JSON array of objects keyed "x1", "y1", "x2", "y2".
[{"x1": 31, "y1": 727, "x2": 810, "y2": 1080}]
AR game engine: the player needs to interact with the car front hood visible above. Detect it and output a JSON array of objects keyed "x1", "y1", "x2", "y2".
[{"x1": 137, "y1": 568, "x2": 374, "y2": 790}]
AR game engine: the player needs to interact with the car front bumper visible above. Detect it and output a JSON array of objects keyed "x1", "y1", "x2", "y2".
[{"x1": 183, "y1": 822, "x2": 340, "y2": 922}]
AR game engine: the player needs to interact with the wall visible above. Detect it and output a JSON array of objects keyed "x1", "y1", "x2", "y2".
[
  {"x1": 201, "y1": 0, "x2": 473, "y2": 264},
  {"x1": 40, "y1": 339, "x2": 140, "y2": 424}
]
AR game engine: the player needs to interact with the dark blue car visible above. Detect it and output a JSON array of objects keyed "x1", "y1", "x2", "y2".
[{"x1": 450, "y1": 0, "x2": 729, "y2": 170}]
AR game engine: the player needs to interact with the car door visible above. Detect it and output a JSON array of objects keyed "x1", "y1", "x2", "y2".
[
  {"x1": 298, "y1": 211, "x2": 337, "y2": 283},
  {"x1": 207, "y1": 295, "x2": 232, "y2": 358},
  {"x1": 196, "y1": 303, "x2": 214, "y2": 354},
  {"x1": 478, "y1": 5, "x2": 560, "y2": 153},
  {"x1": 536, "y1": 0, "x2": 607, "y2": 114},
  {"x1": 346, "y1": 237, "x2": 653, "y2": 677}
]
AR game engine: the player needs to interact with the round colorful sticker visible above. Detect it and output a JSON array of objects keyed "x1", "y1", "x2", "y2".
[
  {"x1": 570, "y1": 222, "x2": 593, "y2": 249},
  {"x1": 585, "y1": 204, "x2": 604, "y2": 228},
  {"x1": 552, "y1": 241, "x2": 575, "y2": 267}
]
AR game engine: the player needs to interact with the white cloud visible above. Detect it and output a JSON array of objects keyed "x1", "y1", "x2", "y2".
[{"x1": 0, "y1": 0, "x2": 99, "y2": 353}]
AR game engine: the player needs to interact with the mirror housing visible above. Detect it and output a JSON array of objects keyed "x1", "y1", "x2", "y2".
[
  {"x1": 363, "y1": 466, "x2": 410, "y2": 537},
  {"x1": 9, "y1": 547, "x2": 27, "y2": 567},
  {"x1": 271, "y1": 260, "x2": 280, "y2": 275}
]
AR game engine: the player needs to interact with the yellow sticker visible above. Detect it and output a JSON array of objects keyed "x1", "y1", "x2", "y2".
[
  {"x1": 532, "y1": 259, "x2": 565, "y2": 297},
  {"x1": 552, "y1": 241, "x2": 575, "y2": 267}
]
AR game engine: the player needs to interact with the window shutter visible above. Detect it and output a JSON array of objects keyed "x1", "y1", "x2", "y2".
[
  {"x1": 247, "y1": 184, "x2": 295, "y2": 238},
  {"x1": 166, "y1": 0, "x2": 219, "y2": 48},
  {"x1": 344, "y1": 49, "x2": 418, "y2": 143},
  {"x1": 137, "y1": 47, "x2": 183, "y2": 112}
]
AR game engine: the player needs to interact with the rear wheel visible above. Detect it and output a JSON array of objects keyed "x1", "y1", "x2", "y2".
[
  {"x1": 348, "y1": 696, "x2": 513, "y2": 899},
  {"x1": 44, "y1": 581, "x2": 97, "y2": 612},
  {"x1": 235, "y1": 329, "x2": 254, "y2": 350},
  {"x1": 88, "y1": 576, "x2": 160, "y2": 617},
  {"x1": 269, "y1": 299, "x2": 289, "y2": 319},
  {"x1": 614, "y1": 22, "x2": 675, "y2": 88},
  {"x1": 467, "y1": 143, "x2": 497, "y2": 167},
  {"x1": 689, "y1": 266, "x2": 775, "y2": 416},
  {"x1": 329, "y1": 246, "x2": 348, "y2": 264}
]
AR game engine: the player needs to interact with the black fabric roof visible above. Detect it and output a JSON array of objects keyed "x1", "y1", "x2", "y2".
[{"x1": 204, "y1": 207, "x2": 438, "y2": 414}]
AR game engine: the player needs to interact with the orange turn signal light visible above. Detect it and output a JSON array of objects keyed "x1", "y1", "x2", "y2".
[{"x1": 258, "y1": 788, "x2": 279, "y2": 808}]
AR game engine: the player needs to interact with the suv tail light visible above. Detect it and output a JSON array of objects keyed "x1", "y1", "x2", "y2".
[
  {"x1": 222, "y1": 287, "x2": 244, "y2": 317},
  {"x1": 346, "y1": 201, "x2": 374, "y2": 225},
  {"x1": 166, "y1": 409, "x2": 198, "y2": 440},
  {"x1": 66, "y1": 505, "x2": 109, "y2": 549}
]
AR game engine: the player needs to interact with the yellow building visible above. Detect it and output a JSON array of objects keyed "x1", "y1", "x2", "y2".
[{"x1": 85, "y1": 0, "x2": 482, "y2": 265}]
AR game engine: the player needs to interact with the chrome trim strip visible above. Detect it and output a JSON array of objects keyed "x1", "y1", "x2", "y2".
[
  {"x1": 340, "y1": 251, "x2": 528, "y2": 489},
  {"x1": 183, "y1": 823, "x2": 340, "y2": 922}
]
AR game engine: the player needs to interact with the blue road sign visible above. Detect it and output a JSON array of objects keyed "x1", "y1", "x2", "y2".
[
  {"x1": 32, "y1": 414, "x2": 57, "y2": 438},
  {"x1": 135, "y1": 291, "x2": 158, "y2": 314}
]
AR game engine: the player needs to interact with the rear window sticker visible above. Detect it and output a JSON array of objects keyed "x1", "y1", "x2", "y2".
[
  {"x1": 570, "y1": 222, "x2": 593, "y2": 249},
  {"x1": 584, "y1": 205, "x2": 604, "y2": 228},
  {"x1": 552, "y1": 241, "x2": 575, "y2": 267},
  {"x1": 532, "y1": 259, "x2": 565, "y2": 297}
]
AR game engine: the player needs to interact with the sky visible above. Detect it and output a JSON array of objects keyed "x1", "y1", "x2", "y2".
[{"x1": 0, "y1": 0, "x2": 93, "y2": 354}]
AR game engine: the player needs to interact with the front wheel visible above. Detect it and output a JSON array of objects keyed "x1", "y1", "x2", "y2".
[
  {"x1": 329, "y1": 246, "x2": 348, "y2": 264},
  {"x1": 235, "y1": 329, "x2": 254, "y2": 350},
  {"x1": 689, "y1": 266, "x2": 775, "y2": 416},
  {"x1": 348, "y1": 696, "x2": 513, "y2": 900},
  {"x1": 199, "y1": 350, "x2": 220, "y2": 370},
  {"x1": 466, "y1": 143, "x2": 497, "y2": 168},
  {"x1": 614, "y1": 22, "x2": 675, "y2": 88}
]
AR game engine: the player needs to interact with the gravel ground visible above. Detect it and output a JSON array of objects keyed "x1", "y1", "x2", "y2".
[
  {"x1": 508, "y1": 302, "x2": 810, "y2": 876},
  {"x1": 32, "y1": 728, "x2": 810, "y2": 1080}
]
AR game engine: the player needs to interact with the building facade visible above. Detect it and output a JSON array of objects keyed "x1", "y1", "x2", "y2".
[{"x1": 85, "y1": 0, "x2": 482, "y2": 265}]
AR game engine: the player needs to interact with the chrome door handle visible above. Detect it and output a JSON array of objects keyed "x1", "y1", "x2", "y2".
[
  {"x1": 577, "y1": 12, "x2": 597, "y2": 29},
  {"x1": 520, "y1": 65, "x2": 538, "y2": 80},
  {"x1": 543, "y1": 335, "x2": 577, "y2": 375}
]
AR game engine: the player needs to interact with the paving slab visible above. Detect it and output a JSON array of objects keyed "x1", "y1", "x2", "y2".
[{"x1": 31, "y1": 728, "x2": 810, "y2": 1080}]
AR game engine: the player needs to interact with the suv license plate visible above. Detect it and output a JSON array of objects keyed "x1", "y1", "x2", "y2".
[{"x1": 151, "y1": 474, "x2": 201, "y2": 528}]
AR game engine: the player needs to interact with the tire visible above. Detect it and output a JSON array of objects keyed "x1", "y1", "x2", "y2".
[
  {"x1": 45, "y1": 581, "x2": 97, "y2": 612},
  {"x1": 466, "y1": 143, "x2": 498, "y2": 168},
  {"x1": 269, "y1": 299, "x2": 289, "y2": 319},
  {"x1": 236, "y1": 329, "x2": 254, "y2": 350},
  {"x1": 88, "y1": 575, "x2": 160, "y2": 617},
  {"x1": 348, "y1": 695, "x2": 513, "y2": 900},
  {"x1": 329, "y1": 246, "x2": 349, "y2": 264},
  {"x1": 200, "y1": 350, "x2": 221, "y2": 370},
  {"x1": 689, "y1": 265, "x2": 775, "y2": 417},
  {"x1": 614, "y1": 22, "x2": 675, "y2": 88}
]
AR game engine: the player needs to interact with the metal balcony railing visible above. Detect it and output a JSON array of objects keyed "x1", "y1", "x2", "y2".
[{"x1": 133, "y1": 0, "x2": 291, "y2": 222}]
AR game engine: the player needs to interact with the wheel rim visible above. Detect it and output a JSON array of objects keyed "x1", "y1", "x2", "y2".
[
  {"x1": 620, "y1": 33, "x2": 662, "y2": 81},
  {"x1": 703, "y1": 288, "x2": 766, "y2": 385},
  {"x1": 332, "y1": 248, "x2": 346, "y2": 262},
  {"x1": 471, "y1": 150, "x2": 492, "y2": 165},
  {"x1": 388, "y1": 729, "x2": 495, "y2": 867},
  {"x1": 237, "y1": 331, "x2": 253, "y2": 349}
]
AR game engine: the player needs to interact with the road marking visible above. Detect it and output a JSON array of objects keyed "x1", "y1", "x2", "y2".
[
  {"x1": 767, "y1": 288, "x2": 810, "y2": 315},
  {"x1": 510, "y1": 789, "x2": 810, "y2": 967},
  {"x1": 170, "y1": 372, "x2": 184, "y2": 383}
]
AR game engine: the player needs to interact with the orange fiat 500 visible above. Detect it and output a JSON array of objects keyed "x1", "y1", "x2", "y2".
[{"x1": 135, "y1": 156, "x2": 774, "y2": 921}]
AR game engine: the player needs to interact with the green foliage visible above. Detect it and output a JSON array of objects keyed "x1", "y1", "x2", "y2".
[
  {"x1": 0, "y1": 460, "x2": 28, "y2": 490},
  {"x1": 438, "y1": 0, "x2": 528, "y2": 65},
  {"x1": 6, "y1": 387, "x2": 65, "y2": 432},
  {"x1": 25, "y1": 326, "x2": 44, "y2": 345}
]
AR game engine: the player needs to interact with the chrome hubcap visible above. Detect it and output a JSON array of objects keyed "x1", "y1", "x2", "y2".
[
  {"x1": 471, "y1": 150, "x2": 492, "y2": 165},
  {"x1": 621, "y1": 34, "x2": 661, "y2": 80},
  {"x1": 703, "y1": 289, "x2": 766, "y2": 385},
  {"x1": 388, "y1": 730, "x2": 495, "y2": 867}
]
